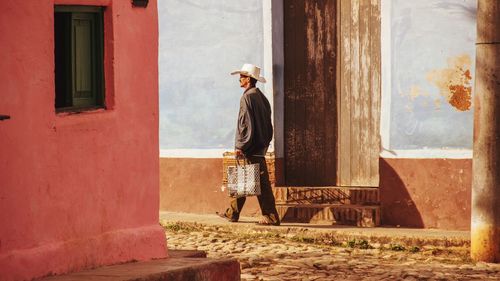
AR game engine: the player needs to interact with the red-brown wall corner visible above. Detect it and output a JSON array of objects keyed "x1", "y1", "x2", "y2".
[{"x1": 379, "y1": 158, "x2": 472, "y2": 230}]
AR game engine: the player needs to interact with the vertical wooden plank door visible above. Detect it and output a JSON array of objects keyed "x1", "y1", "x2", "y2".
[
  {"x1": 337, "y1": 0, "x2": 381, "y2": 187},
  {"x1": 284, "y1": 0, "x2": 337, "y2": 186}
]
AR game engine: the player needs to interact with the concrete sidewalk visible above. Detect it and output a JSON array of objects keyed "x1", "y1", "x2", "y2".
[{"x1": 160, "y1": 211, "x2": 470, "y2": 248}]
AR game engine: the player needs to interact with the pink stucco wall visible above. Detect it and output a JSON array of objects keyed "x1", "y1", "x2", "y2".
[{"x1": 0, "y1": 1, "x2": 167, "y2": 280}]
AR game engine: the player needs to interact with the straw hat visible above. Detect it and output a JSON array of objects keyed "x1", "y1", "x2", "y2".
[{"x1": 230, "y1": 63, "x2": 266, "y2": 83}]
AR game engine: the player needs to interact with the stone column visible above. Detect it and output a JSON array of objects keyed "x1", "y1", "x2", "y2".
[{"x1": 471, "y1": 0, "x2": 500, "y2": 263}]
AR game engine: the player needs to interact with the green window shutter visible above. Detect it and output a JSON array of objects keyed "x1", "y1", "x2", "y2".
[{"x1": 71, "y1": 13, "x2": 97, "y2": 107}]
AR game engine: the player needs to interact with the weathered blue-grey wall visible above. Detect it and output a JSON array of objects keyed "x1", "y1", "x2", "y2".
[
  {"x1": 158, "y1": 0, "x2": 264, "y2": 150},
  {"x1": 390, "y1": 0, "x2": 476, "y2": 150}
]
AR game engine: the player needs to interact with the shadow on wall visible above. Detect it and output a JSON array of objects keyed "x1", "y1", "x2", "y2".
[{"x1": 379, "y1": 158, "x2": 424, "y2": 228}]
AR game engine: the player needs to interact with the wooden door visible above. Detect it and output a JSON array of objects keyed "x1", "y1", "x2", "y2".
[
  {"x1": 283, "y1": 0, "x2": 381, "y2": 187},
  {"x1": 337, "y1": 0, "x2": 381, "y2": 187},
  {"x1": 284, "y1": 0, "x2": 337, "y2": 186}
]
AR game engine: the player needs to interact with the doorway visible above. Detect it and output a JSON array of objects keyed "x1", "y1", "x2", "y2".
[
  {"x1": 284, "y1": 0, "x2": 337, "y2": 186},
  {"x1": 282, "y1": 0, "x2": 381, "y2": 187}
]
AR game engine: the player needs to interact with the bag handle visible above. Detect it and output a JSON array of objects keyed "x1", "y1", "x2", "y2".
[{"x1": 235, "y1": 155, "x2": 248, "y2": 166}]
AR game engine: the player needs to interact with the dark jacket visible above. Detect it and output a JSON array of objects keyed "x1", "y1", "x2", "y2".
[{"x1": 235, "y1": 87, "x2": 273, "y2": 156}]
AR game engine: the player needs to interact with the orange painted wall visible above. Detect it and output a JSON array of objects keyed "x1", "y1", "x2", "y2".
[
  {"x1": 160, "y1": 158, "x2": 261, "y2": 216},
  {"x1": 380, "y1": 158, "x2": 472, "y2": 230},
  {"x1": 0, "y1": 1, "x2": 166, "y2": 280},
  {"x1": 160, "y1": 157, "x2": 472, "y2": 230}
]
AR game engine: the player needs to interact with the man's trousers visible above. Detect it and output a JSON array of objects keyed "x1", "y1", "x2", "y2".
[{"x1": 225, "y1": 155, "x2": 280, "y2": 224}]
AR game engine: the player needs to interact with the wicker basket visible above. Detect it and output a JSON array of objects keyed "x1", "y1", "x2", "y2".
[{"x1": 222, "y1": 151, "x2": 275, "y2": 186}]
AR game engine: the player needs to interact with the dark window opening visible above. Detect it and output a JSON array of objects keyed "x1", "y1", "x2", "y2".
[{"x1": 54, "y1": 6, "x2": 104, "y2": 112}]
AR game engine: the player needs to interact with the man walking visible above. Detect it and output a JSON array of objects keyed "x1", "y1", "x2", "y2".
[{"x1": 218, "y1": 63, "x2": 280, "y2": 226}]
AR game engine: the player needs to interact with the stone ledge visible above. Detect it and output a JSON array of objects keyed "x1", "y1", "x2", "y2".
[
  {"x1": 39, "y1": 251, "x2": 240, "y2": 281},
  {"x1": 277, "y1": 204, "x2": 381, "y2": 227},
  {"x1": 167, "y1": 249, "x2": 207, "y2": 258}
]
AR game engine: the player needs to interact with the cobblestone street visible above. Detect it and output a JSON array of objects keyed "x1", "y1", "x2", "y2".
[{"x1": 164, "y1": 222, "x2": 500, "y2": 281}]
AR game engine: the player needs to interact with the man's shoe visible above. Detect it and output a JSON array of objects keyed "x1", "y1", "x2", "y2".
[
  {"x1": 216, "y1": 211, "x2": 238, "y2": 222},
  {"x1": 255, "y1": 214, "x2": 280, "y2": 226}
]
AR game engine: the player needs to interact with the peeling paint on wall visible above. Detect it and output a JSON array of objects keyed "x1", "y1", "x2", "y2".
[
  {"x1": 426, "y1": 54, "x2": 473, "y2": 111},
  {"x1": 448, "y1": 85, "x2": 472, "y2": 111},
  {"x1": 389, "y1": 0, "x2": 476, "y2": 150}
]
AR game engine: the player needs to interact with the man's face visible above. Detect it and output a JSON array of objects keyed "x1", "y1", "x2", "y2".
[{"x1": 239, "y1": 75, "x2": 250, "y2": 88}]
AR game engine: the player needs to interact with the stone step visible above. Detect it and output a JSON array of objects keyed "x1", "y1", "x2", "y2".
[
  {"x1": 40, "y1": 250, "x2": 240, "y2": 281},
  {"x1": 276, "y1": 204, "x2": 381, "y2": 227},
  {"x1": 273, "y1": 186, "x2": 380, "y2": 205}
]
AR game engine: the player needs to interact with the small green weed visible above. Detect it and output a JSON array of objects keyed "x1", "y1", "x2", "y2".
[
  {"x1": 390, "y1": 244, "x2": 406, "y2": 251},
  {"x1": 290, "y1": 235, "x2": 316, "y2": 244},
  {"x1": 161, "y1": 221, "x2": 202, "y2": 233},
  {"x1": 409, "y1": 246, "x2": 420, "y2": 253},
  {"x1": 346, "y1": 239, "x2": 374, "y2": 249}
]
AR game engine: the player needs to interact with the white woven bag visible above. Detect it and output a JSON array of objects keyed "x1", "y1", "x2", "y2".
[{"x1": 227, "y1": 159, "x2": 261, "y2": 198}]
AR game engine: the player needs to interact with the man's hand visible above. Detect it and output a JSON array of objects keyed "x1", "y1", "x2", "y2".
[{"x1": 235, "y1": 149, "x2": 244, "y2": 159}]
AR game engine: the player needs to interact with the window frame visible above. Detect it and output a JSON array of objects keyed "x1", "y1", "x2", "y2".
[{"x1": 54, "y1": 5, "x2": 105, "y2": 113}]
